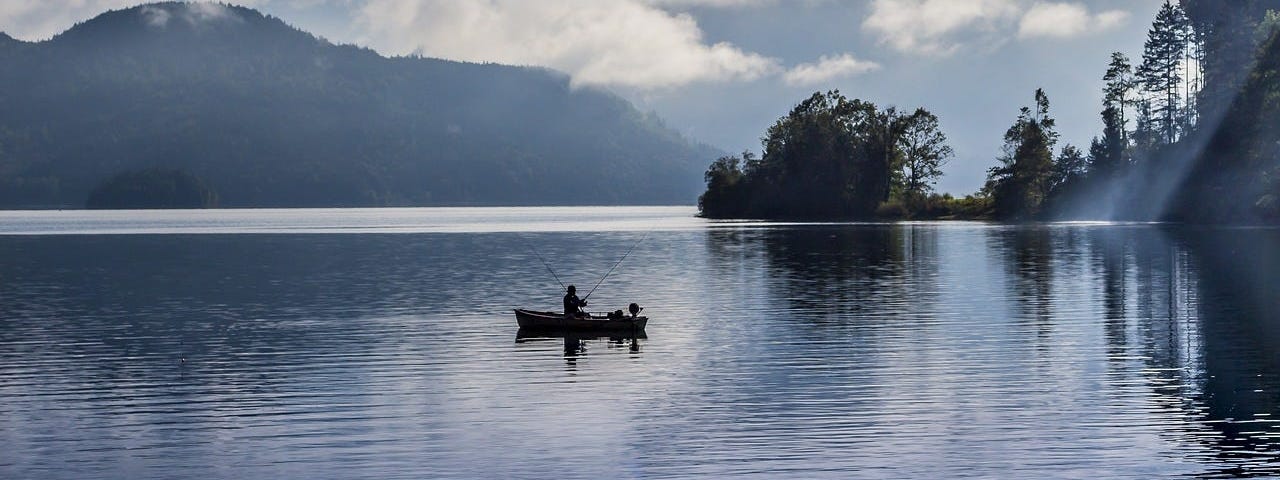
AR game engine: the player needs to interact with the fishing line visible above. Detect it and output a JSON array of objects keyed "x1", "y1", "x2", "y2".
[
  {"x1": 584, "y1": 230, "x2": 650, "y2": 300},
  {"x1": 528, "y1": 245, "x2": 566, "y2": 290}
]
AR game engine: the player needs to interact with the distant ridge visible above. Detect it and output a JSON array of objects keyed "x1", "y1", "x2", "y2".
[{"x1": 0, "y1": 2, "x2": 720, "y2": 208}]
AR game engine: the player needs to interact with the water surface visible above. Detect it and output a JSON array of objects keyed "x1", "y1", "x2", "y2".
[{"x1": 2, "y1": 207, "x2": 1279, "y2": 478}]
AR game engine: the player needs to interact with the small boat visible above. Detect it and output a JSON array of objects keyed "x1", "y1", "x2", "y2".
[{"x1": 513, "y1": 308, "x2": 648, "y2": 330}]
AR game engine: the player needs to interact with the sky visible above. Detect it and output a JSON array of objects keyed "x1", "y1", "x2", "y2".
[{"x1": 0, "y1": 0, "x2": 1167, "y2": 195}]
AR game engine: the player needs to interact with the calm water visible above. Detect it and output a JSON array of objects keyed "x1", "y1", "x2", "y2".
[{"x1": 2, "y1": 207, "x2": 1279, "y2": 478}]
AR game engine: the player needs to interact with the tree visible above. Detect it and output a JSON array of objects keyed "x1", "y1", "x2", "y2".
[
  {"x1": 985, "y1": 88, "x2": 1058, "y2": 220},
  {"x1": 856, "y1": 105, "x2": 912, "y2": 213},
  {"x1": 1137, "y1": 1, "x2": 1191, "y2": 144},
  {"x1": 86, "y1": 168, "x2": 218, "y2": 209},
  {"x1": 1089, "y1": 106, "x2": 1129, "y2": 180},
  {"x1": 1051, "y1": 144, "x2": 1088, "y2": 192},
  {"x1": 699, "y1": 90, "x2": 948, "y2": 219},
  {"x1": 698, "y1": 153, "x2": 748, "y2": 217},
  {"x1": 1102, "y1": 52, "x2": 1136, "y2": 144},
  {"x1": 1131, "y1": 99, "x2": 1159, "y2": 151},
  {"x1": 757, "y1": 91, "x2": 869, "y2": 217},
  {"x1": 895, "y1": 108, "x2": 953, "y2": 203},
  {"x1": 1181, "y1": 0, "x2": 1278, "y2": 119}
]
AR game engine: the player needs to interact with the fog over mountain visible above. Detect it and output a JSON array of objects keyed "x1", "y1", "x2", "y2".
[{"x1": 0, "y1": 2, "x2": 720, "y2": 208}]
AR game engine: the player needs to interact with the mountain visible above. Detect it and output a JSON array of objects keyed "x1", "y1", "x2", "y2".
[{"x1": 0, "y1": 2, "x2": 720, "y2": 208}]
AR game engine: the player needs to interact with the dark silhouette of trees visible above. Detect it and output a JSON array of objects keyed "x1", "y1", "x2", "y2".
[
  {"x1": 754, "y1": 91, "x2": 878, "y2": 218},
  {"x1": 698, "y1": 152, "x2": 751, "y2": 218},
  {"x1": 699, "y1": 91, "x2": 953, "y2": 219},
  {"x1": 1050, "y1": 145, "x2": 1088, "y2": 193},
  {"x1": 1090, "y1": 106, "x2": 1129, "y2": 181},
  {"x1": 1182, "y1": 0, "x2": 1280, "y2": 119},
  {"x1": 1171, "y1": 22, "x2": 1280, "y2": 222},
  {"x1": 85, "y1": 168, "x2": 217, "y2": 209},
  {"x1": 1103, "y1": 52, "x2": 1136, "y2": 146},
  {"x1": 986, "y1": 88, "x2": 1058, "y2": 220},
  {"x1": 895, "y1": 108, "x2": 953, "y2": 205},
  {"x1": 1138, "y1": 1, "x2": 1192, "y2": 145},
  {"x1": 1037, "y1": 0, "x2": 1280, "y2": 224}
]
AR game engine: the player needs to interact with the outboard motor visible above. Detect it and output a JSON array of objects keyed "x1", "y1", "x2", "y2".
[{"x1": 628, "y1": 303, "x2": 642, "y2": 317}]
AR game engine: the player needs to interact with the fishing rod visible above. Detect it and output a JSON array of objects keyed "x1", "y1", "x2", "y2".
[
  {"x1": 583, "y1": 230, "x2": 649, "y2": 301},
  {"x1": 528, "y1": 245, "x2": 566, "y2": 290}
]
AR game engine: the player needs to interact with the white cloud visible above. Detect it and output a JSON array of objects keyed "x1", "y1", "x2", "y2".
[
  {"x1": 645, "y1": 0, "x2": 774, "y2": 6},
  {"x1": 0, "y1": 1, "x2": 264, "y2": 40},
  {"x1": 1017, "y1": 2, "x2": 1129, "y2": 39},
  {"x1": 353, "y1": 0, "x2": 780, "y2": 89},
  {"x1": 0, "y1": 0, "x2": 138, "y2": 40},
  {"x1": 863, "y1": 0, "x2": 1021, "y2": 55},
  {"x1": 140, "y1": 3, "x2": 241, "y2": 28},
  {"x1": 140, "y1": 5, "x2": 171, "y2": 27},
  {"x1": 783, "y1": 53, "x2": 880, "y2": 87},
  {"x1": 864, "y1": 0, "x2": 1132, "y2": 54},
  {"x1": 1095, "y1": 9, "x2": 1131, "y2": 31}
]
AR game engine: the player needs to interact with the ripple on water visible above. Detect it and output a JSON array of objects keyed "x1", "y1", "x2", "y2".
[{"x1": 1, "y1": 210, "x2": 1280, "y2": 478}]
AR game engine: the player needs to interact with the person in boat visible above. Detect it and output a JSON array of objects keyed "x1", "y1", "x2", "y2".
[{"x1": 563, "y1": 285, "x2": 587, "y2": 317}]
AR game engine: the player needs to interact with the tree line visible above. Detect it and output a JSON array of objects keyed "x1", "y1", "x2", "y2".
[
  {"x1": 699, "y1": 91, "x2": 963, "y2": 219},
  {"x1": 1003, "y1": 0, "x2": 1280, "y2": 223},
  {"x1": 703, "y1": 0, "x2": 1280, "y2": 224}
]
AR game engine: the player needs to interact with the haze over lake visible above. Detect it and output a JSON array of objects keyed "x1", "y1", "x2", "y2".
[{"x1": 2, "y1": 207, "x2": 1278, "y2": 478}]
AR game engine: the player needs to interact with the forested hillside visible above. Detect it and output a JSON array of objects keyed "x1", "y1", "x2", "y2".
[
  {"x1": 0, "y1": 2, "x2": 718, "y2": 208},
  {"x1": 975, "y1": 0, "x2": 1280, "y2": 224},
  {"x1": 1037, "y1": 0, "x2": 1280, "y2": 224},
  {"x1": 1168, "y1": 1, "x2": 1280, "y2": 223}
]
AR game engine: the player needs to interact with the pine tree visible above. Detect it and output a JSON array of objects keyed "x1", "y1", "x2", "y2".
[
  {"x1": 1137, "y1": 1, "x2": 1190, "y2": 145},
  {"x1": 1102, "y1": 52, "x2": 1135, "y2": 145},
  {"x1": 1182, "y1": 0, "x2": 1276, "y2": 119},
  {"x1": 1131, "y1": 99, "x2": 1158, "y2": 151},
  {"x1": 1089, "y1": 106, "x2": 1128, "y2": 180}
]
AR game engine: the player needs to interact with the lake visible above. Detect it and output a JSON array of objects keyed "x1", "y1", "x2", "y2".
[{"x1": 2, "y1": 207, "x2": 1279, "y2": 478}]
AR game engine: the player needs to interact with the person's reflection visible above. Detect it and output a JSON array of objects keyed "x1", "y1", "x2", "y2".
[{"x1": 563, "y1": 337, "x2": 584, "y2": 357}]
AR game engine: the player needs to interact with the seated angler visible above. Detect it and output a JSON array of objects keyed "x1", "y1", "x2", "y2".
[{"x1": 563, "y1": 285, "x2": 587, "y2": 317}]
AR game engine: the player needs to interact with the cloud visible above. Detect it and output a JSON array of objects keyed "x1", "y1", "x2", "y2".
[
  {"x1": 353, "y1": 0, "x2": 780, "y2": 89},
  {"x1": 141, "y1": 2, "x2": 242, "y2": 28},
  {"x1": 0, "y1": 0, "x2": 138, "y2": 40},
  {"x1": 783, "y1": 53, "x2": 880, "y2": 87},
  {"x1": 1095, "y1": 10, "x2": 1130, "y2": 30},
  {"x1": 1017, "y1": 2, "x2": 1129, "y2": 39},
  {"x1": 0, "y1": 1, "x2": 256, "y2": 40},
  {"x1": 863, "y1": 0, "x2": 1021, "y2": 55},
  {"x1": 140, "y1": 5, "x2": 171, "y2": 27},
  {"x1": 864, "y1": 0, "x2": 1132, "y2": 54},
  {"x1": 644, "y1": 0, "x2": 774, "y2": 7}
]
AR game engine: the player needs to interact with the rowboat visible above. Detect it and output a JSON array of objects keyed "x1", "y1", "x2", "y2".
[{"x1": 513, "y1": 308, "x2": 648, "y2": 330}]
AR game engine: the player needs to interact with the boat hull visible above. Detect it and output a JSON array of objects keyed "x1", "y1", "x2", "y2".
[{"x1": 514, "y1": 309, "x2": 648, "y2": 330}]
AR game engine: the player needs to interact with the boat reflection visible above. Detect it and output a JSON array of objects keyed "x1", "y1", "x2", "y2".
[{"x1": 515, "y1": 327, "x2": 645, "y2": 357}]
